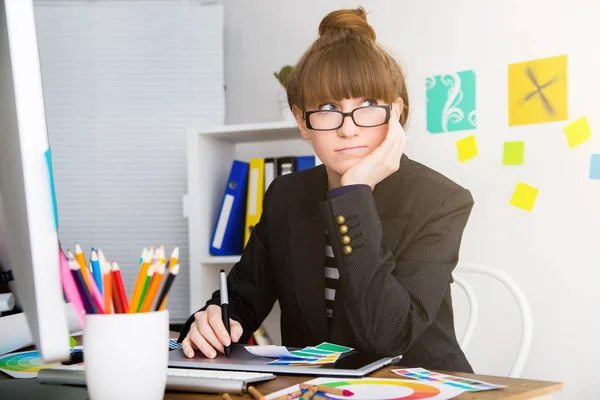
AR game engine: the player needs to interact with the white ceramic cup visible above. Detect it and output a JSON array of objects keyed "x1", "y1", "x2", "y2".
[{"x1": 83, "y1": 310, "x2": 169, "y2": 400}]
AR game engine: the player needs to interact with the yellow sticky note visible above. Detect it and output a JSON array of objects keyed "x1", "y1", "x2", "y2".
[
  {"x1": 510, "y1": 182, "x2": 539, "y2": 212},
  {"x1": 564, "y1": 116, "x2": 592, "y2": 148},
  {"x1": 456, "y1": 134, "x2": 478, "y2": 162},
  {"x1": 508, "y1": 55, "x2": 568, "y2": 126}
]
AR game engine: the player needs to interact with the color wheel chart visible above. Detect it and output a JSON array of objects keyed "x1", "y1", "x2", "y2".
[
  {"x1": 0, "y1": 350, "x2": 58, "y2": 378},
  {"x1": 265, "y1": 377, "x2": 465, "y2": 400}
]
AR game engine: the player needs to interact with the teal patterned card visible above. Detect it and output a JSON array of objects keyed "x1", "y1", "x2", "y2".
[{"x1": 426, "y1": 70, "x2": 477, "y2": 133}]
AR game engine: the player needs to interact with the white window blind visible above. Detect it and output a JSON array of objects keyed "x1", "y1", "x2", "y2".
[{"x1": 34, "y1": 0, "x2": 225, "y2": 322}]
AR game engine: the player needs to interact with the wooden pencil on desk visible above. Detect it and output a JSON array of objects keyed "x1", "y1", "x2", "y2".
[
  {"x1": 128, "y1": 247, "x2": 153, "y2": 313},
  {"x1": 299, "y1": 387, "x2": 316, "y2": 400},
  {"x1": 271, "y1": 389, "x2": 303, "y2": 400},
  {"x1": 299, "y1": 383, "x2": 354, "y2": 397},
  {"x1": 111, "y1": 261, "x2": 129, "y2": 313},
  {"x1": 68, "y1": 258, "x2": 98, "y2": 314},
  {"x1": 152, "y1": 263, "x2": 179, "y2": 312},
  {"x1": 248, "y1": 386, "x2": 265, "y2": 400},
  {"x1": 158, "y1": 246, "x2": 179, "y2": 311}
]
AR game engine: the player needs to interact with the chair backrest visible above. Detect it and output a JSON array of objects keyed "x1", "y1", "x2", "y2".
[{"x1": 452, "y1": 262, "x2": 533, "y2": 378}]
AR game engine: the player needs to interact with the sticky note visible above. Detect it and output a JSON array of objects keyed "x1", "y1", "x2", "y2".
[
  {"x1": 426, "y1": 70, "x2": 477, "y2": 133},
  {"x1": 508, "y1": 55, "x2": 568, "y2": 126},
  {"x1": 503, "y1": 141, "x2": 525, "y2": 165},
  {"x1": 456, "y1": 135, "x2": 478, "y2": 162},
  {"x1": 510, "y1": 183, "x2": 539, "y2": 212},
  {"x1": 564, "y1": 116, "x2": 592, "y2": 148},
  {"x1": 69, "y1": 336, "x2": 77, "y2": 349},
  {"x1": 590, "y1": 154, "x2": 600, "y2": 180},
  {"x1": 44, "y1": 148, "x2": 59, "y2": 230}
]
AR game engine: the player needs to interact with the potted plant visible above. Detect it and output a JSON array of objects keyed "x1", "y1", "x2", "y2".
[{"x1": 274, "y1": 65, "x2": 295, "y2": 121}]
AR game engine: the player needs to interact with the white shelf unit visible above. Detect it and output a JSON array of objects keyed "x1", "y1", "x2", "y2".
[{"x1": 184, "y1": 121, "x2": 319, "y2": 319}]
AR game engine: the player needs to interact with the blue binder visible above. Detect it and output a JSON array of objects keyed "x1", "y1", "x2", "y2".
[
  {"x1": 210, "y1": 160, "x2": 249, "y2": 256},
  {"x1": 296, "y1": 155, "x2": 316, "y2": 171}
]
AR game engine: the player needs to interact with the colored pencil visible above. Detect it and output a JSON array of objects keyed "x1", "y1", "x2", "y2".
[
  {"x1": 137, "y1": 262, "x2": 156, "y2": 312},
  {"x1": 139, "y1": 260, "x2": 166, "y2": 312},
  {"x1": 111, "y1": 261, "x2": 129, "y2": 313},
  {"x1": 68, "y1": 258, "x2": 97, "y2": 314},
  {"x1": 271, "y1": 389, "x2": 303, "y2": 400},
  {"x1": 83, "y1": 258, "x2": 105, "y2": 314},
  {"x1": 127, "y1": 247, "x2": 153, "y2": 313},
  {"x1": 248, "y1": 386, "x2": 265, "y2": 400},
  {"x1": 74, "y1": 243, "x2": 92, "y2": 290},
  {"x1": 158, "y1": 246, "x2": 179, "y2": 311},
  {"x1": 222, "y1": 394, "x2": 232, "y2": 400},
  {"x1": 139, "y1": 247, "x2": 147, "y2": 265},
  {"x1": 299, "y1": 383, "x2": 354, "y2": 397},
  {"x1": 152, "y1": 263, "x2": 180, "y2": 312},
  {"x1": 58, "y1": 245, "x2": 85, "y2": 327},
  {"x1": 299, "y1": 387, "x2": 316, "y2": 400},
  {"x1": 90, "y1": 249, "x2": 103, "y2": 295},
  {"x1": 101, "y1": 253, "x2": 113, "y2": 314}
]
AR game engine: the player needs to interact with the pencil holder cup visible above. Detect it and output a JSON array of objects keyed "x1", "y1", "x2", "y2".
[{"x1": 83, "y1": 310, "x2": 169, "y2": 400}]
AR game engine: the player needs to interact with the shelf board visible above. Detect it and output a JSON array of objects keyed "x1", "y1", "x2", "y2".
[
  {"x1": 201, "y1": 255, "x2": 241, "y2": 264},
  {"x1": 195, "y1": 121, "x2": 300, "y2": 143}
]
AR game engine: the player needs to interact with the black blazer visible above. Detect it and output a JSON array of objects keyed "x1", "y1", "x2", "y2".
[{"x1": 179, "y1": 154, "x2": 475, "y2": 372}]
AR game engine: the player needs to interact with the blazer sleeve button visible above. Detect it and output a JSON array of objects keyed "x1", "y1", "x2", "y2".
[
  {"x1": 342, "y1": 245, "x2": 352, "y2": 255},
  {"x1": 335, "y1": 215, "x2": 346, "y2": 225},
  {"x1": 340, "y1": 235, "x2": 351, "y2": 245},
  {"x1": 338, "y1": 225, "x2": 348, "y2": 235}
]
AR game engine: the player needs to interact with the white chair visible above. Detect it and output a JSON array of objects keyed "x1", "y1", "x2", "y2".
[{"x1": 452, "y1": 262, "x2": 532, "y2": 378}]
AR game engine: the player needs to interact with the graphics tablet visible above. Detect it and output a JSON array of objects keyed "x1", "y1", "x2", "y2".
[{"x1": 168, "y1": 344, "x2": 402, "y2": 377}]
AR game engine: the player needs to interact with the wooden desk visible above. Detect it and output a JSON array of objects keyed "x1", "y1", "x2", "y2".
[
  {"x1": 0, "y1": 333, "x2": 563, "y2": 400},
  {"x1": 161, "y1": 368, "x2": 562, "y2": 400}
]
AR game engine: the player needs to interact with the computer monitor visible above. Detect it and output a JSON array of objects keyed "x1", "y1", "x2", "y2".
[{"x1": 0, "y1": 0, "x2": 70, "y2": 362}]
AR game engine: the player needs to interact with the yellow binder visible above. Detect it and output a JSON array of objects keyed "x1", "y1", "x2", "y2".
[{"x1": 244, "y1": 158, "x2": 264, "y2": 246}]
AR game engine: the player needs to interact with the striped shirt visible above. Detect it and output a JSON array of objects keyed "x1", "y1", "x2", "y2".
[{"x1": 324, "y1": 232, "x2": 339, "y2": 326}]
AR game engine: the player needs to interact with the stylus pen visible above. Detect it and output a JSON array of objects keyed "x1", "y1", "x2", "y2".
[{"x1": 219, "y1": 269, "x2": 231, "y2": 357}]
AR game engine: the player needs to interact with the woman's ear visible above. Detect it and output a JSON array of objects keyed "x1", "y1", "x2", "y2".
[
  {"x1": 292, "y1": 105, "x2": 311, "y2": 140},
  {"x1": 393, "y1": 98, "x2": 404, "y2": 121}
]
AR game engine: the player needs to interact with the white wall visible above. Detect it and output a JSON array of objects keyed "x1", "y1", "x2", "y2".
[
  {"x1": 222, "y1": 0, "x2": 600, "y2": 397},
  {"x1": 34, "y1": 0, "x2": 225, "y2": 322}
]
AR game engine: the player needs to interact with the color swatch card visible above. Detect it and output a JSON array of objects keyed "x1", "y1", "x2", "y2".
[
  {"x1": 246, "y1": 342, "x2": 353, "y2": 366},
  {"x1": 392, "y1": 367, "x2": 506, "y2": 392},
  {"x1": 245, "y1": 345, "x2": 303, "y2": 359},
  {"x1": 269, "y1": 342, "x2": 354, "y2": 366},
  {"x1": 0, "y1": 348, "x2": 83, "y2": 379},
  {"x1": 265, "y1": 377, "x2": 465, "y2": 400}
]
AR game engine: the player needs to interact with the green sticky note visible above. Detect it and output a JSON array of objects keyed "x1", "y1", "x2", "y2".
[
  {"x1": 503, "y1": 141, "x2": 525, "y2": 165},
  {"x1": 427, "y1": 70, "x2": 477, "y2": 134},
  {"x1": 315, "y1": 342, "x2": 354, "y2": 353},
  {"x1": 69, "y1": 336, "x2": 77, "y2": 349}
]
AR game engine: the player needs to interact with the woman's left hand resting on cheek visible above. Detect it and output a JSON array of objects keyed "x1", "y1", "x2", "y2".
[{"x1": 341, "y1": 103, "x2": 407, "y2": 189}]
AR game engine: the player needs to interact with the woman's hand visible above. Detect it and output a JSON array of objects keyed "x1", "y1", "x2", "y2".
[
  {"x1": 180, "y1": 304, "x2": 243, "y2": 359},
  {"x1": 341, "y1": 104, "x2": 407, "y2": 189}
]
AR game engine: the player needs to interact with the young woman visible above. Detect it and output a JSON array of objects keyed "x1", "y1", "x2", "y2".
[{"x1": 178, "y1": 7, "x2": 474, "y2": 372}]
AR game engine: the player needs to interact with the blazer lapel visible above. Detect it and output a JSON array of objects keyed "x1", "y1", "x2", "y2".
[{"x1": 287, "y1": 166, "x2": 328, "y2": 344}]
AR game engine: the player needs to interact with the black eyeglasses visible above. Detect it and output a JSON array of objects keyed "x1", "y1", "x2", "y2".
[{"x1": 304, "y1": 105, "x2": 391, "y2": 131}]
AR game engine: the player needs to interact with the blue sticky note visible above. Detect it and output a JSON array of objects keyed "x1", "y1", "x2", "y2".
[
  {"x1": 426, "y1": 70, "x2": 477, "y2": 134},
  {"x1": 590, "y1": 154, "x2": 600, "y2": 180},
  {"x1": 44, "y1": 148, "x2": 59, "y2": 230}
]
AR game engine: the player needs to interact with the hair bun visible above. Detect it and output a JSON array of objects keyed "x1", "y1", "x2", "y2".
[{"x1": 318, "y1": 7, "x2": 376, "y2": 41}]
